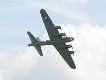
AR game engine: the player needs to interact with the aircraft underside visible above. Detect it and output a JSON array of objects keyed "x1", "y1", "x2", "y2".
[{"x1": 27, "y1": 9, "x2": 76, "y2": 69}]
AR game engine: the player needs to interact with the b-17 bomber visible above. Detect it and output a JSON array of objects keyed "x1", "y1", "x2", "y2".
[{"x1": 27, "y1": 9, "x2": 76, "y2": 69}]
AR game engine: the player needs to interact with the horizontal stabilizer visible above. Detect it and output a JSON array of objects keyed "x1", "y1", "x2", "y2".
[
  {"x1": 27, "y1": 31, "x2": 43, "y2": 56},
  {"x1": 27, "y1": 31, "x2": 39, "y2": 43}
]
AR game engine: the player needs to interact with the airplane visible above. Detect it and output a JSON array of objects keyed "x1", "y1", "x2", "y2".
[{"x1": 27, "y1": 9, "x2": 76, "y2": 69}]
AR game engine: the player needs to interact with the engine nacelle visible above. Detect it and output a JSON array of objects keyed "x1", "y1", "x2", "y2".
[
  {"x1": 62, "y1": 37, "x2": 74, "y2": 42},
  {"x1": 54, "y1": 26, "x2": 61, "y2": 30},
  {"x1": 64, "y1": 44, "x2": 72, "y2": 48},
  {"x1": 68, "y1": 51, "x2": 74, "y2": 56},
  {"x1": 68, "y1": 51, "x2": 74, "y2": 54},
  {"x1": 58, "y1": 33, "x2": 66, "y2": 37}
]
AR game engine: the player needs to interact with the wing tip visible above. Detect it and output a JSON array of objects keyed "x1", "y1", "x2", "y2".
[
  {"x1": 40, "y1": 54, "x2": 43, "y2": 56},
  {"x1": 71, "y1": 64, "x2": 76, "y2": 69},
  {"x1": 27, "y1": 31, "x2": 31, "y2": 34},
  {"x1": 72, "y1": 66, "x2": 76, "y2": 69},
  {"x1": 40, "y1": 9, "x2": 46, "y2": 13}
]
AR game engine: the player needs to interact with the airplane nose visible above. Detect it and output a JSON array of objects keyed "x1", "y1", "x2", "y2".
[{"x1": 70, "y1": 37, "x2": 74, "y2": 41}]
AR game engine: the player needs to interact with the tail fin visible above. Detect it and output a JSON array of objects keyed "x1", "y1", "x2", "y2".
[{"x1": 27, "y1": 31, "x2": 43, "y2": 56}]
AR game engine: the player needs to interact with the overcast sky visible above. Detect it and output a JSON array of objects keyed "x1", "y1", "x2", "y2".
[{"x1": 0, "y1": 0, "x2": 106, "y2": 80}]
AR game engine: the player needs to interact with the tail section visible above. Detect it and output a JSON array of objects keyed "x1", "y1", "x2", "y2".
[{"x1": 27, "y1": 31, "x2": 43, "y2": 56}]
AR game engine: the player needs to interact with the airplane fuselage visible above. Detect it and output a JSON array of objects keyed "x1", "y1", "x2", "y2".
[{"x1": 28, "y1": 36, "x2": 73, "y2": 46}]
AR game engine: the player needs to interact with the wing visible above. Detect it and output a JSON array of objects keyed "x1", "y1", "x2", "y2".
[
  {"x1": 40, "y1": 9, "x2": 62, "y2": 42},
  {"x1": 54, "y1": 43, "x2": 76, "y2": 69},
  {"x1": 40, "y1": 9, "x2": 76, "y2": 69}
]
